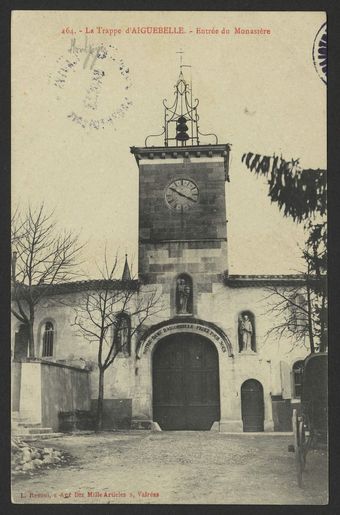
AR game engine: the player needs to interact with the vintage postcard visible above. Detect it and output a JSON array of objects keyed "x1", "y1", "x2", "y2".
[{"x1": 11, "y1": 11, "x2": 327, "y2": 504}]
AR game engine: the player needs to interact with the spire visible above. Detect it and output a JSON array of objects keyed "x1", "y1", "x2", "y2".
[{"x1": 122, "y1": 254, "x2": 131, "y2": 281}]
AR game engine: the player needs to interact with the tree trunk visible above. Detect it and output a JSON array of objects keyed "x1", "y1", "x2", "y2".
[
  {"x1": 28, "y1": 320, "x2": 35, "y2": 358},
  {"x1": 96, "y1": 367, "x2": 105, "y2": 432},
  {"x1": 306, "y1": 277, "x2": 315, "y2": 353},
  {"x1": 319, "y1": 291, "x2": 327, "y2": 352}
]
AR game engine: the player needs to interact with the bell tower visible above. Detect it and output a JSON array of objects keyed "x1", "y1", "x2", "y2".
[{"x1": 131, "y1": 69, "x2": 231, "y2": 304}]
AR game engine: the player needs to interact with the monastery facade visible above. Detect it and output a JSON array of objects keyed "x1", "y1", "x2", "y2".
[{"x1": 11, "y1": 72, "x2": 308, "y2": 433}]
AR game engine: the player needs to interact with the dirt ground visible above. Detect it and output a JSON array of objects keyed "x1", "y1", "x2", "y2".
[{"x1": 12, "y1": 431, "x2": 328, "y2": 505}]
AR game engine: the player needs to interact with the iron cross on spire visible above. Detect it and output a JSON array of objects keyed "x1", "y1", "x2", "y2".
[
  {"x1": 176, "y1": 49, "x2": 184, "y2": 67},
  {"x1": 176, "y1": 50, "x2": 192, "y2": 81}
]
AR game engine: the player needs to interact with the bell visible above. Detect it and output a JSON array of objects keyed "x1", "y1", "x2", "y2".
[
  {"x1": 176, "y1": 132, "x2": 189, "y2": 141},
  {"x1": 176, "y1": 122, "x2": 188, "y2": 132},
  {"x1": 175, "y1": 115, "x2": 189, "y2": 142}
]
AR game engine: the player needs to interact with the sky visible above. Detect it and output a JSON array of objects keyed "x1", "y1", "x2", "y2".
[{"x1": 12, "y1": 11, "x2": 326, "y2": 279}]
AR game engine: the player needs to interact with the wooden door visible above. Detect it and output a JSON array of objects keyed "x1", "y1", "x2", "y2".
[
  {"x1": 152, "y1": 333, "x2": 220, "y2": 430},
  {"x1": 241, "y1": 379, "x2": 264, "y2": 432}
]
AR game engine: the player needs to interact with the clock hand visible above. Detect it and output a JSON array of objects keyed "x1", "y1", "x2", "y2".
[{"x1": 169, "y1": 187, "x2": 195, "y2": 202}]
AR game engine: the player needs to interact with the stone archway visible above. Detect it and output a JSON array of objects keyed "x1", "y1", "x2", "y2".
[
  {"x1": 132, "y1": 318, "x2": 237, "y2": 431},
  {"x1": 136, "y1": 317, "x2": 234, "y2": 358},
  {"x1": 152, "y1": 332, "x2": 220, "y2": 430}
]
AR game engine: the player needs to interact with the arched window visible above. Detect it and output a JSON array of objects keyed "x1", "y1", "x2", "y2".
[
  {"x1": 289, "y1": 293, "x2": 308, "y2": 333},
  {"x1": 292, "y1": 360, "x2": 304, "y2": 398},
  {"x1": 176, "y1": 273, "x2": 193, "y2": 315},
  {"x1": 42, "y1": 321, "x2": 54, "y2": 357},
  {"x1": 238, "y1": 311, "x2": 256, "y2": 353},
  {"x1": 115, "y1": 313, "x2": 131, "y2": 357}
]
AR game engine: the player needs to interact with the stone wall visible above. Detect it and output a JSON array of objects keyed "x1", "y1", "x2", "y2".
[
  {"x1": 12, "y1": 362, "x2": 21, "y2": 412},
  {"x1": 11, "y1": 278, "x2": 309, "y2": 432},
  {"x1": 41, "y1": 361, "x2": 91, "y2": 431},
  {"x1": 138, "y1": 156, "x2": 228, "y2": 284},
  {"x1": 90, "y1": 399, "x2": 132, "y2": 429}
]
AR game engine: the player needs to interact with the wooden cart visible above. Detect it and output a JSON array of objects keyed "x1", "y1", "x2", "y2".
[{"x1": 291, "y1": 352, "x2": 328, "y2": 487}]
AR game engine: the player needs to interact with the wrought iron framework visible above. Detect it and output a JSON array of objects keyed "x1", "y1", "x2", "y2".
[{"x1": 145, "y1": 71, "x2": 218, "y2": 147}]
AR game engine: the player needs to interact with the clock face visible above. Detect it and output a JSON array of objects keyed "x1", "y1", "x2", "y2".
[{"x1": 165, "y1": 179, "x2": 199, "y2": 211}]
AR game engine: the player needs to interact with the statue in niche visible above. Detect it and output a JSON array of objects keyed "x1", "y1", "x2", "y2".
[
  {"x1": 176, "y1": 277, "x2": 191, "y2": 314},
  {"x1": 117, "y1": 316, "x2": 130, "y2": 356},
  {"x1": 239, "y1": 314, "x2": 254, "y2": 352}
]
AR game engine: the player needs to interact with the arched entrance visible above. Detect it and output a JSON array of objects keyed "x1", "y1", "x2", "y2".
[
  {"x1": 241, "y1": 379, "x2": 264, "y2": 432},
  {"x1": 152, "y1": 333, "x2": 220, "y2": 430}
]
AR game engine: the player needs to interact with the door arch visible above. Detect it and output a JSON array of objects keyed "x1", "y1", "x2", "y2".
[
  {"x1": 241, "y1": 379, "x2": 264, "y2": 432},
  {"x1": 152, "y1": 333, "x2": 220, "y2": 430}
]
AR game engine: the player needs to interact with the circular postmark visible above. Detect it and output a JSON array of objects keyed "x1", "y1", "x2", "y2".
[
  {"x1": 312, "y1": 22, "x2": 327, "y2": 85},
  {"x1": 49, "y1": 36, "x2": 133, "y2": 130}
]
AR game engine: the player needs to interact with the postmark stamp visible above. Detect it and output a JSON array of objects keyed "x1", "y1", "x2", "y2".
[
  {"x1": 49, "y1": 37, "x2": 132, "y2": 130},
  {"x1": 312, "y1": 22, "x2": 327, "y2": 85}
]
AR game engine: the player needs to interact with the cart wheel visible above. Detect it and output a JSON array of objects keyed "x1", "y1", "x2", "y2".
[
  {"x1": 292, "y1": 409, "x2": 303, "y2": 487},
  {"x1": 299, "y1": 419, "x2": 307, "y2": 471}
]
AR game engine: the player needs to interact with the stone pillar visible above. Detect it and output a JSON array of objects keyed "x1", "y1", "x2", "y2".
[
  {"x1": 219, "y1": 358, "x2": 243, "y2": 432},
  {"x1": 132, "y1": 355, "x2": 153, "y2": 422}
]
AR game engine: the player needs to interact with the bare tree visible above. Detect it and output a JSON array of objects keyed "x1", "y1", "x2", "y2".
[
  {"x1": 263, "y1": 226, "x2": 327, "y2": 354},
  {"x1": 242, "y1": 151, "x2": 327, "y2": 352},
  {"x1": 72, "y1": 254, "x2": 163, "y2": 431},
  {"x1": 11, "y1": 207, "x2": 28, "y2": 245},
  {"x1": 11, "y1": 203, "x2": 84, "y2": 357},
  {"x1": 264, "y1": 282, "x2": 314, "y2": 353},
  {"x1": 303, "y1": 221, "x2": 327, "y2": 352}
]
